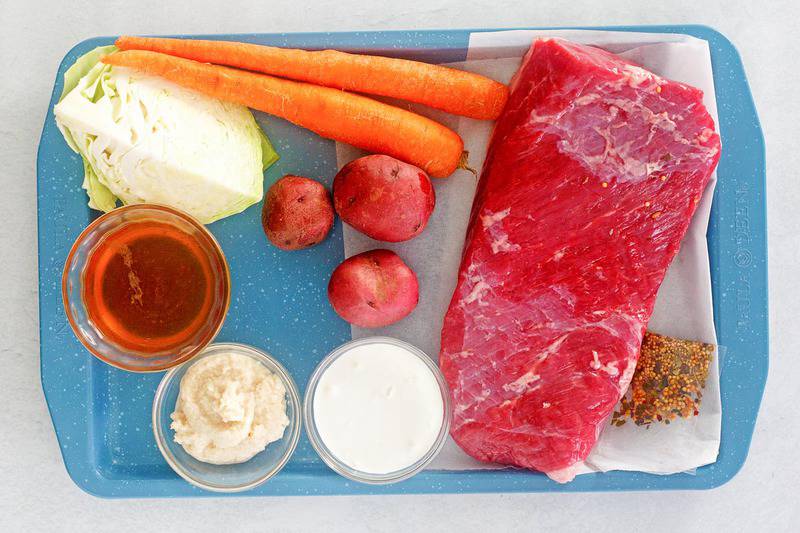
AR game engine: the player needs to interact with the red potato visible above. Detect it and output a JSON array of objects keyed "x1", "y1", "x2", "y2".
[
  {"x1": 328, "y1": 249, "x2": 419, "y2": 328},
  {"x1": 333, "y1": 155, "x2": 435, "y2": 242},
  {"x1": 262, "y1": 175, "x2": 334, "y2": 250}
]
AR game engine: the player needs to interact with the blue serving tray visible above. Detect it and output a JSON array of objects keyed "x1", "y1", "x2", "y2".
[{"x1": 37, "y1": 26, "x2": 767, "y2": 497}]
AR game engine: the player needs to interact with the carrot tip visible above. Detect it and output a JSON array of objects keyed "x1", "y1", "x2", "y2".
[{"x1": 457, "y1": 151, "x2": 477, "y2": 179}]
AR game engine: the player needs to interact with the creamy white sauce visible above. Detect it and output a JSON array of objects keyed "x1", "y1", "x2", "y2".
[
  {"x1": 171, "y1": 352, "x2": 289, "y2": 465},
  {"x1": 313, "y1": 342, "x2": 444, "y2": 474}
]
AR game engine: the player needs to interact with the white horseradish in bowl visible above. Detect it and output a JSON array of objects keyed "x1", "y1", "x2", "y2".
[
  {"x1": 152, "y1": 343, "x2": 301, "y2": 492},
  {"x1": 304, "y1": 337, "x2": 451, "y2": 484},
  {"x1": 170, "y1": 351, "x2": 289, "y2": 465}
]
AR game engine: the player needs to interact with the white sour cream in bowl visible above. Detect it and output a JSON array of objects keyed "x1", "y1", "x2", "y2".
[{"x1": 304, "y1": 337, "x2": 451, "y2": 484}]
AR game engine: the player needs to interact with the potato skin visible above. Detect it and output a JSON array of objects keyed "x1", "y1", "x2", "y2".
[
  {"x1": 262, "y1": 175, "x2": 334, "y2": 250},
  {"x1": 328, "y1": 249, "x2": 419, "y2": 328},
  {"x1": 333, "y1": 155, "x2": 435, "y2": 242}
]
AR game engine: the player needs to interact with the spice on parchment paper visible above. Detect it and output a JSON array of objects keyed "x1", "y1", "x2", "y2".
[{"x1": 611, "y1": 332, "x2": 714, "y2": 427}]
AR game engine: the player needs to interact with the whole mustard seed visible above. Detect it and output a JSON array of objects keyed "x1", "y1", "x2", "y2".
[{"x1": 611, "y1": 332, "x2": 714, "y2": 427}]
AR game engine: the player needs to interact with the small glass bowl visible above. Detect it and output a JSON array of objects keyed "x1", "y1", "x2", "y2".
[
  {"x1": 152, "y1": 343, "x2": 301, "y2": 493},
  {"x1": 62, "y1": 204, "x2": 230, "y2": 372},
  {"x1": 304, "y1": 336, "x2": 451, "y2": 485}
]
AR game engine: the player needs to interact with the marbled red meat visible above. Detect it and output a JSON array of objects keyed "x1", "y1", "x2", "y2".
[{"x1": 439, "y1": 39, "x2": 720, "y2": 482}]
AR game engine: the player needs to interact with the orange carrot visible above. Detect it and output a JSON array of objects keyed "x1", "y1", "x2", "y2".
[
  {"x1": 115, "y1": 36, "x2": 509, "y2": 120},
  {"x1": 103, "y1": 50, "x2": 464, "y2": 177}
]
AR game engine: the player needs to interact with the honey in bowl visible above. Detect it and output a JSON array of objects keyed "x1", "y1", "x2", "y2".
[{"x1": 63, "y1": 205, "x2": 230, "y2": 371}]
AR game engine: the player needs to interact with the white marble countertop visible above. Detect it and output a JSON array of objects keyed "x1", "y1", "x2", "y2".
[{"x1": 1, "y1": 0, "x2": 795, "y2": 531}]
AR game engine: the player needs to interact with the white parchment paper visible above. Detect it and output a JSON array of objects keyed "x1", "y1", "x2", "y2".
[{"x1": 336, "y1": 30, "x2": 721, "y2": 475}]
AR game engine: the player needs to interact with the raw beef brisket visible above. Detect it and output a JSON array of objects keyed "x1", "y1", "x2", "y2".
[{"x1": 439, "y1": 39, "x2": 720, "y2": 482}]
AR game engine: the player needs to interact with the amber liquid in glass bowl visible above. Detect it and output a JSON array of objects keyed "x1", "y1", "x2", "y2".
[
  {"x1": 63, "y1": 205, "x2": 230, "y2": 372},
  {"x1": 84, "y1": 221, "x2": 216, "y2": 352}
]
